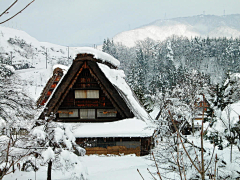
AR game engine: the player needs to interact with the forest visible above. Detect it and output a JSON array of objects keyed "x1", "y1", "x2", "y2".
[{"x1": 103, "y1": 36, "x2": 240, "y2": 179}]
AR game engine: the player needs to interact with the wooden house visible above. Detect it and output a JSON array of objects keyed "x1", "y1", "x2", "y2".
[
  {"x1": 38, "y1": 47, "x2": 155, "y2": 156},
  {"x1": 193, "y1": 94, "x2": 210, "y2": 129}
]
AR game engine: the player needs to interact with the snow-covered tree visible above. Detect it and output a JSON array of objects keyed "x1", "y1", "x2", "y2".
[
  {"x1": 102, "y1": 38, "x2": 117, "y2": 58},
  {"x1": 31, "y1": 117, "x2": 86, "y2": 180},
  {"x1": 0, "y1": 64, "x2": 35, "y2": 179}
]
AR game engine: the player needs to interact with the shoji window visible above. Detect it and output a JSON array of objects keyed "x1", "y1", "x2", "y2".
[
  {"x1": 97, "y1": 109, "x2": 117, "y2": 117},
  {"x1": 59, "y1": 109, "x2": 78, "y2": 118},
  {"x1": 80, "y1": 109, "x2": 95, "y2": 119},
  {"x1": 75, "y1": 90, "x2": 99, "y2": 99}
]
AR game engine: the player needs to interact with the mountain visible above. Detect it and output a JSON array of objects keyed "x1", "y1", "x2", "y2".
[{"x1": 113, "y1": 14, "x2": 240, "y2": 47}]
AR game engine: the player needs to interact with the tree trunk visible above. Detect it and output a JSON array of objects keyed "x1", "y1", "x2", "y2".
[
  {"x1": 47, "y1": 160, "x2": 52, "y2": 180},
  {"x1": 201, "y1": 104, "x2": 205, "y2": 180}
]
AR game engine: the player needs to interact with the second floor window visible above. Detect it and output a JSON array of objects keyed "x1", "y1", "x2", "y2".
[{"x1": 75, "y1": 90, "x2": 99, "y2": 99}]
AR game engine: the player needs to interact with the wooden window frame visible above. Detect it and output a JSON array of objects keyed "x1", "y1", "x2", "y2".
[
  {"x1": 97, "y1": 109, "x2": 117, "y2": 118},
  {"x1": 75, "y1": 90, "x2": 99, "y2": 99},
  {"x1": 80, "y1": 109, "x2": 96, "y2": 119},
  {"x1": 58, "y1": 109, "x2": 79, "y2": 118}
]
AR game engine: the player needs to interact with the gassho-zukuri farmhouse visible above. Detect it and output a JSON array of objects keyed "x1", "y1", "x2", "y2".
[{"x1": 37, "y1": 47, "x2": 156, "y2": 156}]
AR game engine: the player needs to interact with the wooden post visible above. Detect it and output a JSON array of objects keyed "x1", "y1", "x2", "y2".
[{"x1": 47, "y1": 160, "x2": 52, "y2": 180}]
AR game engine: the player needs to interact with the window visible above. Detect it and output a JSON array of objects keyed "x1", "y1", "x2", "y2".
[
  {"x1": 75, "y1": 90, "x2": 99, "y2": 99},
  {"x1": 58, "y1": 109, "x2": 78, "y2": 118},
  {"x1": 97, "y1": 109, "x2": 117, "y2": 117},
  {"x1": 80, "y1": 109, "x2": 95, "y2": 119}
]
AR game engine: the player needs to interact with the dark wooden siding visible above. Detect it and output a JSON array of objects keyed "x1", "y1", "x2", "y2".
[
  {"x1": 76, "y1": 137, "x2": 152, "y2": 156},
  {"x1": 57, "y1": 68, "x2": 122, "y2": 122},
  {"x1": 41, "y1": 57, "x2": 134, "y2": 121}
]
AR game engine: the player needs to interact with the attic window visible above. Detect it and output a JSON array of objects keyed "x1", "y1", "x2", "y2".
[{"x1": 75, "y1": 90, "x2": 99, "y2": 99}]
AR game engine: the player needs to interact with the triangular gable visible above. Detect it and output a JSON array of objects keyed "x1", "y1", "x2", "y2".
[
  {"x1": 97, "y1": 63, "x2": 152, "y2": 122},
  {"x1": 40, "y1": 54, "x2": 134, "y2": 122}
]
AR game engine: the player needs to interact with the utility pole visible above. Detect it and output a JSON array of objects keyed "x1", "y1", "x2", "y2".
[
  {"x1": 35, "y1": 152, "x2": 37, "y2": 180},
  {"x1": 67, "y1": 46, "x2": 69, "y2": 65},
  {"x1": 46, "y1": 48, "x2": 47, "y2": 69},
  {"x1": 10, "y1": 51, "x2": 12, "y2": 65}
]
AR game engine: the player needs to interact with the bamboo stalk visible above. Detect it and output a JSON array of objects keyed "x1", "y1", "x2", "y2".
[
  {"x1": 181, "y1": 153, "x2": 187, "y2": 180},
  {"x1": 177, "y1": 134, "x2": 183, "y2": 180},
  {"x1": 147, "y1": 168, "x2": 157, "y2": 180},
  {"x1": 137, "y1": 169, "x2": 145, "y2": 180},
  {"x1": 213, "y1": 154, "x2": 217, "y2": 180},
  {"x1": 168, "y1": 110, "x2": 201, "y2": 174},
  {"x1": 152, "y1": 152, "x2": 163, "y2": 180},
  {"x1": 201, "y1": 104, "x2": 205, "y2": 180}
]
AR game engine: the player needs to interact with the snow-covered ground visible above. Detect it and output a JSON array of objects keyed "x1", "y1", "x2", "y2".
[
  {"x1": 4, "y1": 154, "x2": 155, "y2": 180},
  {"x1": 2, "y1": 22, "x2": 240, "y2": 180}
]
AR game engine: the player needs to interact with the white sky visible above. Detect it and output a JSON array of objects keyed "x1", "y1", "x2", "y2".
[{"x1": 0, "y1": 0, "x2": 239, "y2": 46}]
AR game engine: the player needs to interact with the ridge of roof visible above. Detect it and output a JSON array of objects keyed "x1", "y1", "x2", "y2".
[{"x1": 70, "y1": 47, "x2": 120, "y2": 68}]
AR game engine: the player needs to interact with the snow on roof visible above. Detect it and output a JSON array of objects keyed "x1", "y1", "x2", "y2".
[
  {"x1": 70, "y1": 47, "x2": 120, "y2": 67},
  {"x1": 44, "y1": 49, "x2": 154, "y2": 131},
  {"x1": 196, "y1": 94, "x2": 204, "y2": 101},
  {"x1": 97, "y1": 63, "x2": 153, "y2": 124},
  {"x1": 72, "y1": 118, "x2": 155, "y2": 138},
  {"x1": 52, "y1": 64, "x2": 69, "y2": 74}
]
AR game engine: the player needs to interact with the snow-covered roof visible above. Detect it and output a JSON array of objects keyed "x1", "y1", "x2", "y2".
[
  {"x1": 70, "y1": 47, "x2": 120, "y2": 67},
  {"x1": 52, "y1": 64, "x2": 69, "y2": 74},
  {"x1": 40, "y1": 48, "x2": 155, "y2": 135},
  {"x1": 98, "y1": 63, "x2": 152, "y2": 123},
  {"x1": 72, "y1": 118, "x2": 155, "y2": 138},
  {"x1": 196, "y1": 94, "x2": 204, "y2": 101}
]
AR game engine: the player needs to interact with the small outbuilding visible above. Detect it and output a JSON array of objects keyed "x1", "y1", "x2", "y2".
[{"x1": 38, "y1": 47, "x2": 156, "y2": 156}]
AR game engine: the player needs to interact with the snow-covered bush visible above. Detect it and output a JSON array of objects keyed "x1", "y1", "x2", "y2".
[{"x1": 31, "y1": 119, "x2": 87, "y2": 180}]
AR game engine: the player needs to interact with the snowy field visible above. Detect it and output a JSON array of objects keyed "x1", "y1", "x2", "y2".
[{"x1": 4, "y1": 154, "x2": 155, "y2": 180}]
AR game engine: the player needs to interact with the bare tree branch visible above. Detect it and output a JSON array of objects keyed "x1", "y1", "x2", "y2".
[
  {"x1": 168, "y1": 110, "x2": 201, "y2": 174},
  {"x1": 0, "y1": 0, "x2": 35, "y2": 25},
  {"x1": 0, "y1": 0, "x2": 18, "y2": 18}
]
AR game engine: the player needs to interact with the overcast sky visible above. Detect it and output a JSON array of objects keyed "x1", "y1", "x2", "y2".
[{"x1": 0, "y1": 0, "x2": 240, "y2": 46}]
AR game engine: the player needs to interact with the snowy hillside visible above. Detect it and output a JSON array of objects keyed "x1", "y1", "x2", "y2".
[
  {"x1": 113, "y1": 14, "x2": 240, "y2": 47},
  {"x1": 0, "y1": 26, "x2": 71, "y2": 68},
  {"x1": 0, "y1": 26, "x2": 82, "y2": 100}
]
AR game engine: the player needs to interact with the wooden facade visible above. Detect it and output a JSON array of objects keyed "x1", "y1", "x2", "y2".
[
  {"x1": 76, "y1": 137, "x2": 152, "y2": 156},
  {"x1": 38, "y1": 52, "x2": 154, "y2": 156},
  {"x1": 194, "y1": 94, "x2": 210, "y2": 121}
]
